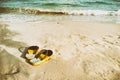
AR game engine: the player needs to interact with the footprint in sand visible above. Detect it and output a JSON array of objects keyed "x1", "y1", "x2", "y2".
[
  {"x1": 102, "y1": 35, "x2": 120, "y2": 46},
  {"x1": 118, "y1": 35, "x2": 120, "y2": 39}
]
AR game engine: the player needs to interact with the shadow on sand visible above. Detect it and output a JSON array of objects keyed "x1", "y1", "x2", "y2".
[
  {"x1": 0, "y1": 23, "x2": 26, "y2": 48},
  {"x1": 18, "y1": 47, "x2": 32, "y2": 64},
  {"x1": 0, "y1": 23, "x2": 28, "y2": 60},
  {"x1": 18, "y1": 47, "x2": 28, "y2": 58}
]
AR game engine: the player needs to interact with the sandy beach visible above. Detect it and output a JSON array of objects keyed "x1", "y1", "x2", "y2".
[{"x1": 0, "y1": 21, "x2": 120, "y2": 80}]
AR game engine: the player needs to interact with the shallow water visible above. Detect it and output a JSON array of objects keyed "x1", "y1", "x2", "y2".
[
  {"x1": 0, "y1": 0, "x2": 120, "y2": 22},
  {"x1": 0, "y1": 13, "x2": 120, "y2": 23},
  {"x1": 0, "y1": 0, "x2": 120, "y2": 16}
]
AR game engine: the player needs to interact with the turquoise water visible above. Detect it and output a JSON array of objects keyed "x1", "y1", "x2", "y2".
[
  {"x1": 0, "y1": 0, "x2": 120, "y2": 11},
  {"x1": 0, "y1": 0, "x2": 120, "y2": 22}
]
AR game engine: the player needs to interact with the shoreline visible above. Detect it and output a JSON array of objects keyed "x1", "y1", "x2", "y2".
[{"x1": 0, "y1": 13, "x2": 120, "y2": 24}]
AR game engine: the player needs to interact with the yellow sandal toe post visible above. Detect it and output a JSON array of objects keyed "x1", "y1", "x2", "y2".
[
  {"x1": 30, "y1": 49, "x2": 53, "y2": 66},
  {"x1": 25, "y1": 46, "x2": 39, "y2": 60}
]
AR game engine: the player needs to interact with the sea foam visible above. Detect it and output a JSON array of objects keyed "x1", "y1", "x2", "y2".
[{"x1": 0, "y1": 7, "x2": 120, "y2": 16}]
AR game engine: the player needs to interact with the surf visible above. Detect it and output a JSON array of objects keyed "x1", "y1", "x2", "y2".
[{"x1": 0, "y1": 7, "x2": 120, "y2": 16}]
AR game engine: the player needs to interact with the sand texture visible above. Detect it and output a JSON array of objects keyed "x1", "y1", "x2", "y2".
[{"x1": 0, "y1": 21, "x2": 120, "y2": 80}]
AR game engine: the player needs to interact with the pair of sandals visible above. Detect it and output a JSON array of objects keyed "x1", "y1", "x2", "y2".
[{"x1": 25, "y1": 46, "x2": 53, "y2": 66}]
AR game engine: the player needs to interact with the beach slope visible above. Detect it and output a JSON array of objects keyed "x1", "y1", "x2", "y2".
[{"x1": 0, "y1": 21, "x2": 120, "y2": 80}]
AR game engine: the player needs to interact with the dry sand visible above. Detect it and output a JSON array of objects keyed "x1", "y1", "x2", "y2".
[{"x1": 0, "y1": 21, "x2": 120, "y2": 80}]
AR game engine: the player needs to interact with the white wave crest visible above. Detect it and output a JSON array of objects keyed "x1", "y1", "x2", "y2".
[{"x1": 68, "y1": 10, "x2": 120, "y2": 16}]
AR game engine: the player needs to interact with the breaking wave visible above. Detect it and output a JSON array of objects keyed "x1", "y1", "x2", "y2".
[{"x1": 0, "y1": 7, "x2": 120, "y2": 16}]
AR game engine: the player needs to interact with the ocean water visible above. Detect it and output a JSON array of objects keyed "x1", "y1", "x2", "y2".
[
  {"x1": 0, "y1": 0, "x2": 120, "y2": 10},
  {"x1": 0, "y1": 0, "x2": 120, "y2": 22}
]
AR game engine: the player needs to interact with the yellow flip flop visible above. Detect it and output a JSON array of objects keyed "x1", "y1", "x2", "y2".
[
  {"x1": 25, "y1": 46, "x2": 39, "y2": 60},
  {"x1": 30, "y1": 49, "x2": 53, "y2": 66}
]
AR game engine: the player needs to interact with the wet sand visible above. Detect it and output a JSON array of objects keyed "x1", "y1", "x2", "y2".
[{"x1": 0, "y1": 21, "x2": 120, "y2": 80}]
